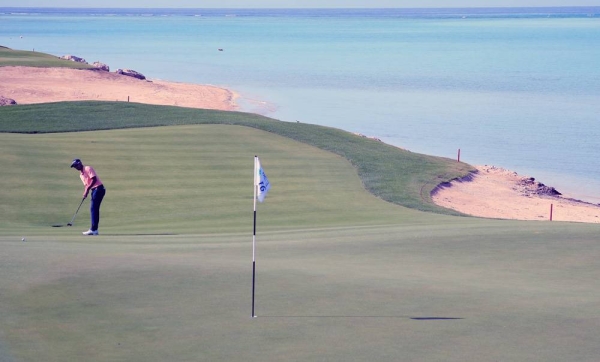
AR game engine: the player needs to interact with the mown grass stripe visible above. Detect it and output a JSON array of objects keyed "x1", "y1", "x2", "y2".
[{"x1": 0, "y1": 101, "x2": 474, "y2": 215}]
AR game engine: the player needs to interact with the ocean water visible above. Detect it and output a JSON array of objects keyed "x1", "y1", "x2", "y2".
[{"x1": 2, "y1": 7, "x2": 600, "y2": 202}]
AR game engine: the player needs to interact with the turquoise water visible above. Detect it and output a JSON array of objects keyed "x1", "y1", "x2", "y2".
[{"x1": 2, "y1": 8, "x2": 600, "y2": 202}]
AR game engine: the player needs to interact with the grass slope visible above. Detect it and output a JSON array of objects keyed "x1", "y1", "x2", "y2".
[
  {"x1": 2, "y1": 124, "x2": 441, "y2": 234},
  {"x1": 0, "y1": 46, "x2": 92, "y2": 69},
  {"x1": 0, "y1": 101, "x2": 474, "y2": 216}
]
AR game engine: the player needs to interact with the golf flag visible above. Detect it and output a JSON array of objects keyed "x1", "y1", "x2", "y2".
[
  {"x1": 255, "y1": 157, "x2": 271, "y2": 203},
  {"x1": 252, "y1": 156, "x2": 271, "y2": 318}
]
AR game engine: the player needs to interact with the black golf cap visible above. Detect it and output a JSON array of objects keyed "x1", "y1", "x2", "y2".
[{"x1": 70, "y1": 158, "x2": 82, "y2": 168}]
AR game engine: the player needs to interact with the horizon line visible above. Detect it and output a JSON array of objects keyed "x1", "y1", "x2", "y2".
[{"x1": 3, "y1": 6, "x2": 600, "y2": 9}]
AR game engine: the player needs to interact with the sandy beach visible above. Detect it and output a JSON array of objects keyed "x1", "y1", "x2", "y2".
[
  {"x1": 2, "y1": 66, "x2": 599, "y2": 223},
  {"x1": 0, "y1": 66, "x2": 236, "y2": 111}
]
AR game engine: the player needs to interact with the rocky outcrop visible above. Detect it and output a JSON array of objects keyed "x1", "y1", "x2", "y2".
[
  {"x1": 60, "y1": 55, "x2": 88, "y2": 64},
  {"x1": 518, "y1": 177, "x2": 562, "y2": 196},
  {"x1": 116, "y1": 68, "x2": 146, "y2": 80},
  {"x1": 92, "y1": 61, "x2": 109, "y2": 71},
  {"x1": 0, "y1": 96, "x2": 17, "y2": 106},
  {"x1": 59, "y1": 53, "x2": 145, "y2": 78}
]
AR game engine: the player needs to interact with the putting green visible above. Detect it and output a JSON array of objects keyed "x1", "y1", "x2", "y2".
[
  {"x1": 1, "y1": 108, "x2": 599, "y2": 361},
  {"x1": 1, "y1": 221, "x2": 599, "y2": 361}
]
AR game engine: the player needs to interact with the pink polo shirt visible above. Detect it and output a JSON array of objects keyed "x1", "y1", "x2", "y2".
[{"x1": 80, "y1": 165, "x2": 103, "y2": 189}]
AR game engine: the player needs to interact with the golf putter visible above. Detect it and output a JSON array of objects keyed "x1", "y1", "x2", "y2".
[
  {"x1": 53, "y1": 197, "x2": 85, "y2": 227},
  {"x1": 67, "y1": 197, "x2": 86, "y2": 226}
]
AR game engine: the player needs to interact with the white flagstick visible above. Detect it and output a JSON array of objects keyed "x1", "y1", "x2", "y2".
[
  {"x1": 252, "y1": 156, "x2": 258, "y2": 318},
  {"x1": 252, "y1": 156, "x2": 271, "y2": 318}
]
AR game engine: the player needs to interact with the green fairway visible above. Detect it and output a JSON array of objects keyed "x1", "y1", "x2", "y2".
[
  {"x1": 1, "y1": 100, "x2": 599, "y2": 361},
  {"x1": 1, "y1": 124, "x2": 435, "y2": 234},
  {"x1": 0, "y1": 47, "x2": 93, "y2": 69},
  {"x1": 0, "y1": 101, "x2": 474, "y2": 215}
]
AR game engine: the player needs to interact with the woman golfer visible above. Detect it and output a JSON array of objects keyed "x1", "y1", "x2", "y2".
[{"x1": 70, "y1": 159, "x2": 106, "y2": 235}]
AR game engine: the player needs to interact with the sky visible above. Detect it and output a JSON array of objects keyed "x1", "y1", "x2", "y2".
[{"x1": 4, "y1": 0, "x2": 600, "y2": 8}]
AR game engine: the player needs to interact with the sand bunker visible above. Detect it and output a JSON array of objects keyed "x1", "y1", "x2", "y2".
[{"x1": 432, "y1": 165, "x2": 600, "y2": 223}]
